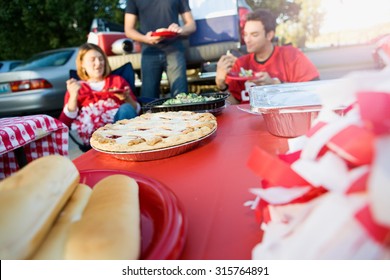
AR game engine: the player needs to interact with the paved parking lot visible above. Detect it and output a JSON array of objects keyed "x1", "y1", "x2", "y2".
[{"x1": 68, "y1": 137, "x2": 85, "y2": 160}]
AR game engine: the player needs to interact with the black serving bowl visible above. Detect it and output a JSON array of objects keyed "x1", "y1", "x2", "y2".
[{"x1": 142, "y1": 92, "x2": 229, "y2": 114}]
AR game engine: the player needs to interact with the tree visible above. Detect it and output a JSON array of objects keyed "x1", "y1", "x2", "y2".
[
  {"x1": 0, "y1": 0, "x2": 324, "y2": 60},
  {"x1": 0, "y1": 0, "x2": 125, "y2": 60},
  {"x1": 244, "y1": 0, "x2": 324, "y2": 47},
  {"x1": 276, "y1": 0, "x2": 324, "y2": 47}
]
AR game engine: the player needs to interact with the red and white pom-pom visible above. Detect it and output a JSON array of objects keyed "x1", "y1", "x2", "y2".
[
  {"x1": 71, "y1": 99, "x2": 119, "y2": 144},
  {"x1": 252, "y1": 193, "x2": 390, "y2": 259},
  {"x1": 249, "y1": 71, "x2": 390, "y2": 259}
]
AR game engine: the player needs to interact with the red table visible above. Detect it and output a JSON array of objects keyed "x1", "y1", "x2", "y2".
[
  {"x1": 0, "y1": 115, "x2": 69, "y2": 179},
  {"x1": 73, "y1": 104, "x2": 289, "y2": 260}
]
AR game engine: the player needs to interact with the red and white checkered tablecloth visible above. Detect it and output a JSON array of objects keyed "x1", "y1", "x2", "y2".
[{"x1": 0, "y1": 114, "x2": 69, "y2": 179}]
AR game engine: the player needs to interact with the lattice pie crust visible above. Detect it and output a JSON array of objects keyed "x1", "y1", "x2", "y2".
[{"x1": 90, "y1": 111, "x2": 217, "y2": 152}]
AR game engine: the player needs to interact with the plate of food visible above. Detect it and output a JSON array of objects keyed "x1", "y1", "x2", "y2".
[
  {"x1": 151, "y1": 28, "x2": 178, "y2": 38},
  {"x1": 79, "y1": 169, "x2": 187, "y2": 260},
  {"x1": 227, "y1": 68, "x2": 258, "y2": 81},
  {"x1": 90, "y1": 111, "x2": 218, "y2": 160},
  {"x1": 142, "y1": 92, "x2": 229, "y2": 115}
]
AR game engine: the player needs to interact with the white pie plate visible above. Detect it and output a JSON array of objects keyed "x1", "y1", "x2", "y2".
[{"x1": 91, "y1": 128, "x2": 217, "y2": 161}]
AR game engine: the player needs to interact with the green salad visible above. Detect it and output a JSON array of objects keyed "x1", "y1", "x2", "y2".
[
  {"x1": 162, "y1": 93, "x2": 218, "y2": 105},
  {"x1": 239, "y1": 67, "x2": 253, "y2": 77}
]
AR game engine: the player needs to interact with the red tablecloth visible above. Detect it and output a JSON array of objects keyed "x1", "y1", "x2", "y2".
[
  {"x1": 0, "y1": 115, "x2": 69, "y2": 179},
  {"x1": 73, "y1": 105, "x2": 289, "y2": 259}
]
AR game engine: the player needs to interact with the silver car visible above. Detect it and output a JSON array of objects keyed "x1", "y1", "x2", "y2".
[
  {"x1": 0, "y1": 47, "x2": 78, "y2": 117},
  {"x1": 0, "y1": 60, "x2": 23, "y2": 73}
]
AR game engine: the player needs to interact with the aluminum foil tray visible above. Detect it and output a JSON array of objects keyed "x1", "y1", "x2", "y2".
[
  {"x1": 261, "y1": 106, "x2": 322, "y2": 137},
  {"x1": 249, "y1": 81, "x2": 335, "y2": 111},
  {"x1": 249, "y1": 81, "x2": 344, "y2": 138},
  {"x1": 142, "y1": 92, "x2": 229, "y2": 115}
]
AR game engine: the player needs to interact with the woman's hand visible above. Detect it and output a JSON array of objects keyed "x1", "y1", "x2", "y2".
[
  {"x1": 114, "y1": 86, "x2": 138, "y2": 109},
  {"x1": 66, "y1": 78, "x2": 81, "y2": 112},
  {"x1": 113, "y1": 87, "x2": 129, "y2": 101}
]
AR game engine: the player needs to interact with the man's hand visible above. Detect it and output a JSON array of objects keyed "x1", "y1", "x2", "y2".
[
  {"x1": 253, "y1": 72, "x2": 281, "y2": 86},
  {"x1": 167, "y1": 23, "x2": 182, "y2": 33},
  {"x1": 145, "y1": 31, "x2": 162, "y2": 45},
  {"x1": 217, "y1": 54, "x2": 237, "y2": 75},
  {"x1": 215, "y1": 54, "x2": 237, "y2": 90}
]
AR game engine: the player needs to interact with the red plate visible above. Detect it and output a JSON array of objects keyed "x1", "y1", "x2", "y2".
[
  {"x1": 79, "y1": 169, "x2": 187, "y2": 260},
  {"x1": 107, "y1": 89, "x2": 126, "y2": 93},
  {"x1": 151, "y1": 31, "x2": 178, "y2": 38},
  {"x1": 227, "y1": 71, "x2": 258, "y2": 81}
]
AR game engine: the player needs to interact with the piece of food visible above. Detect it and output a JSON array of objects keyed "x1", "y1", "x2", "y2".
[
  {"x1": 156, "y1": 28, "x2": 168, "y2": 32},
  {"x1": 90, "y1": 111, "x2": 217, "y2": 152},
  {"x1": 64, "y1": 175, "x2": 141, "y2": 260},
  {"x1": 0, "y1": 155, "x2": 79, "y2": 260},
  {"x1": 31, "y1": 183, "x2": 92, "y2": 260},
  {"x1": 239, "y1": 67, "x2": 253, "y2": 77},
  {"x1": 108, "y1": 88, "x2": 125, "y2": 93}
]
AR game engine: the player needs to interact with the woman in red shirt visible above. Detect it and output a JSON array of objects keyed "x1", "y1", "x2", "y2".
[{"x1": 59, "y1": 43, "x2": 140, "y2": 145}]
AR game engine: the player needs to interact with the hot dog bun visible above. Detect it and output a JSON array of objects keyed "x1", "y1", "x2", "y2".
[
  {"x1": 65, "y1": 174, "x2": 140, "y2": 260},
  {"x1": 32, "y1": 183, "x2": 92, "y2": 260},
  {"x1": 0, "y1": 155, "x2": 79, "y2": 259}
]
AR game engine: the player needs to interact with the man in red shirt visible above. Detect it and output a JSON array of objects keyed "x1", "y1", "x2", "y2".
[{"x1": 215, "y1": 9, "x2": 319, "y2": 104}]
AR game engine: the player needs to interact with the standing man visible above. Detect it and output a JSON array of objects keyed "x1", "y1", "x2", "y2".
[
  {"x1": 215, "y1": 9, "x2": 319, "y2": 104},
  {"x1": 125, "y1": 0, "x2": 196, "y2": 99}
]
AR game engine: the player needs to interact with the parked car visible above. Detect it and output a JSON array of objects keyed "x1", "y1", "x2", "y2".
[
  {"x1": 0, "y1": 60, "x2": 23, "y2": 73},
  {"x1": 0, "y1": 47, "x2": 78, "y2": 117},
  {"x1": 372, "y1": 33, "x2": 390, "y2": 68}
]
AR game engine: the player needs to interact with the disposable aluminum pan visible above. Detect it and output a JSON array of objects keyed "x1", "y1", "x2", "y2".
[
  {"x1": 260, "y1": 105, "x2": 326, "y2": 138},
  {"x1": 249, "y1": 81, "x2": 344, "y2": 138}
]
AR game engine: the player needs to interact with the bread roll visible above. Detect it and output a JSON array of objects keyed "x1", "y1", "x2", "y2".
[
  {"x1": 65, "y1": 175, "x2": 140, "y2": 260},
  {"x1": 32, "y1": 183, "x2": 92, "y2": 260},
  {"x1": 0, "y1": 155, "x2": 79, "y2": 259}
]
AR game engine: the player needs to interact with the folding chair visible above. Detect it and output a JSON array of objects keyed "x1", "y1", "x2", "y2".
[{"x1": 68, "y1": 62, "x2": 137, "y2": 152}]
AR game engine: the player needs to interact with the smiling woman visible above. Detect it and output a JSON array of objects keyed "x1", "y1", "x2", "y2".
[{"x1": 58, "y1": 43, "x2": 140, "y2": 147}]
